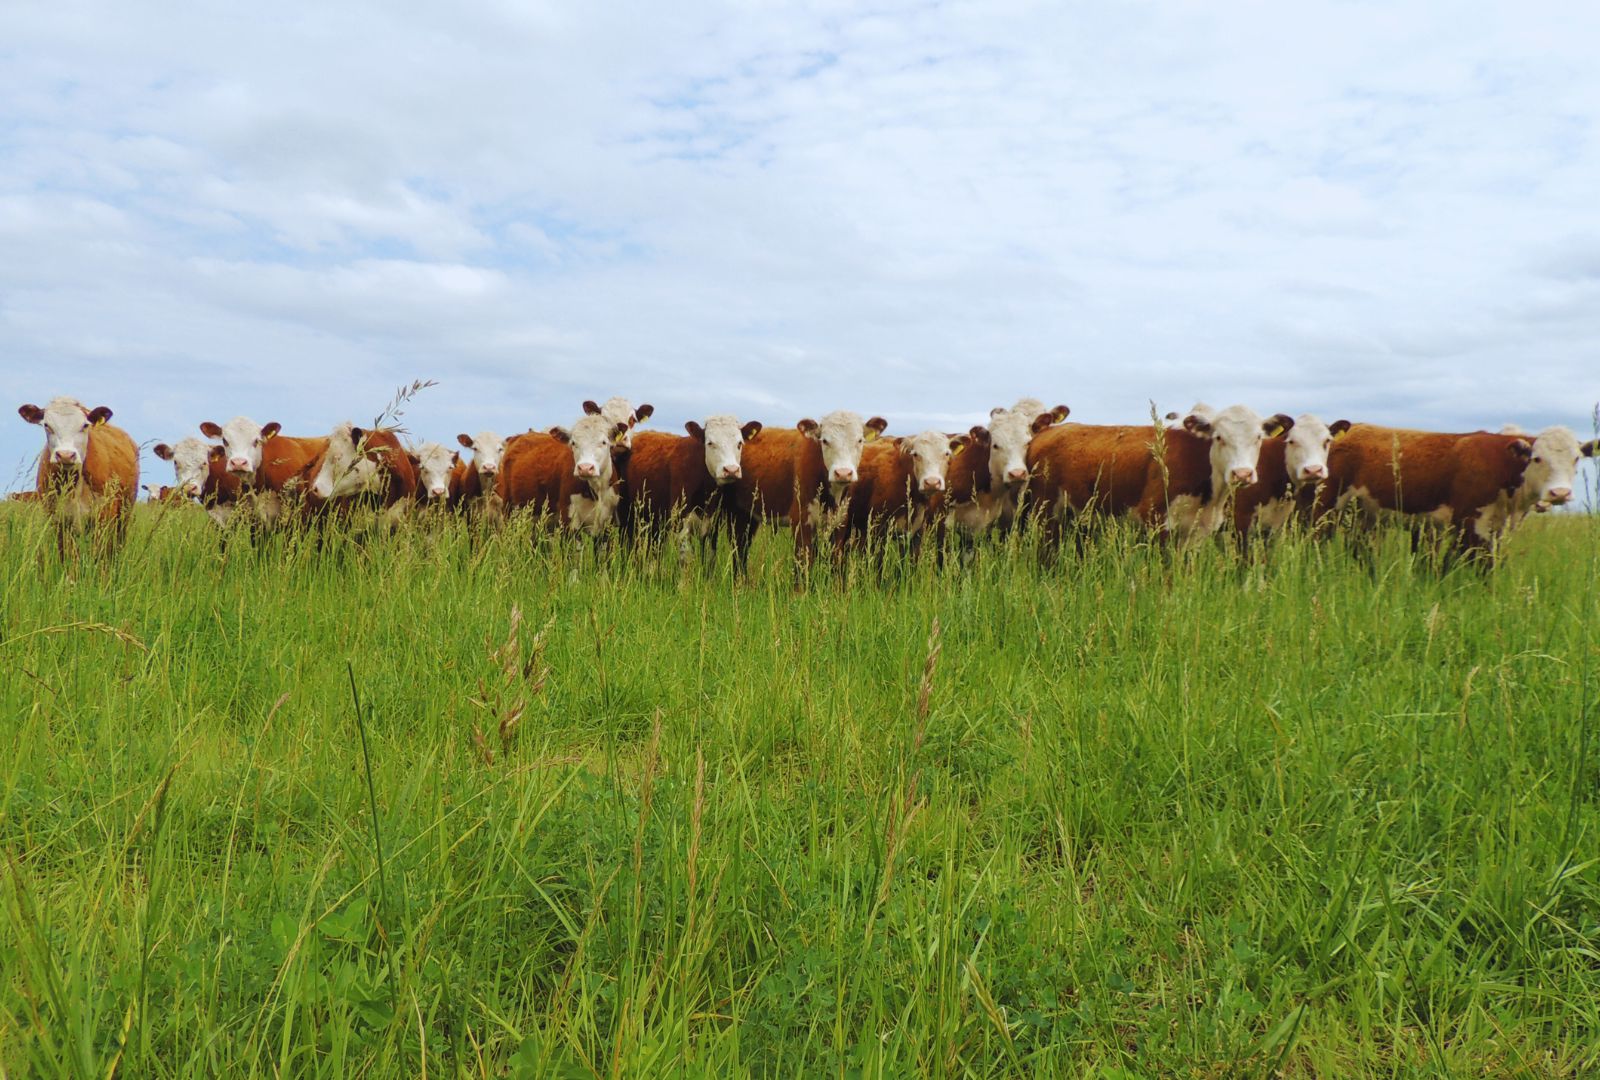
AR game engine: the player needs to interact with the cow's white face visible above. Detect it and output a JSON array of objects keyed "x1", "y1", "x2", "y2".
[
  {"x1": 1282, "y1": 415, "x2": 1350, "y2": 486},
  {"x1": 900, "y1": 429, "x2": 964, "y2": 494},
  {"x1": 1518, "y1": 426, "x2": 1591, "y2": 510},
  {"x1": 553, "y1": 414, "x2": 627, "y2": 484},
  {"x1": 457, "y1": 430, "x2": 507, "y2": 477},
  {"x1": 799, "y1": 410, "x2": 887, "y2": 486},
  {"x1": 413, "y1": 442, "x2": 456, "y2": 500},
  {"x1": 986, "y1": 406, "x2": 1038, "y2": 487},
  {"x1": 201, "y1": 416, "x2": 280, "y2": 478},
  {"x1": 311, "y1": 422, "x2": 380, "y2": 500},
  {"x1": 155, "y1": 436, "x2": 213, "y2": 498},
  {"x1": 1184, "y1": 405, "x2": 1290, "y2": 489},
  {"x1": 692, "y1": 414, "x2": 759, "y2": 484},
  {"x1": 19, "y1": 397, "x2": 106, "y2": 469},
  {"x1": 585, "y1": 397, "x2": 654, "y2": 449}
]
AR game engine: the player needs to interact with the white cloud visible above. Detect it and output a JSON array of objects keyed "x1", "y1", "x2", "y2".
[{"x1": 3, "y1": 0, "x2": 1599, "y2": 489}]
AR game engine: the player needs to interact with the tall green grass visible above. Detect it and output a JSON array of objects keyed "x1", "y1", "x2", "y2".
[{"x1": 1, "y1": 505, "x2": 1597, "y2": 1077}]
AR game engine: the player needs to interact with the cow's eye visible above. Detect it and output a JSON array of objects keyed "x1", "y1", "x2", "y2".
[{"x1": 1533, "y1": 456, "x2": 1542, "y2": 464}]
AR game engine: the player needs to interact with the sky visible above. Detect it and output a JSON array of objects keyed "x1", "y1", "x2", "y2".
[{"x1": 2, "y1": 0, "x2": 1598, "y2": 498}]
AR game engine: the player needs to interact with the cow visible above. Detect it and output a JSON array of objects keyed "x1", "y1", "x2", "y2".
[
  {"x1": 153, "y1": 436, "x2": 242, "y2": 525},
  {"x1": 497, "y1": 412, "x2": 631, "y2": 536},
  {"x1": 843, "y1": 429, "x2": 973, "y2": 563},
  {"x1": 306, "y1": 423, "x2": 419, "y2": 521},
  {"x1": 199, "y1": 417, "x2": 328, "y2": 526},
  {"x1": 1026, "y1": 405, "x2": 1294, "y2": 547},
  {"x1": 1230, "y1": 414, "x2": 1352, "y2": 535},
  {"x1": 584, "y1": 398, "x2": 654, "y2": 449},
  {"x1": 618, "y1": 416, "x2": 763, "y2": 550},
  {"x1": 451, "y1": 431, "x2": 511, "y2": 518},
  {"x1": 725, "y1": 410, "x2": 888, "y2": 573},
  {"x1": 410, "y1": 442, "x2": 458, "y2": 504},
  {"x1": 18, "y1": 397, "x2": 139, "y2": 555},
  {"x1": 1313, "y1": 424, "x2": 1594, "y2": 559},
  {"x1": 945, "y1": 399, "x2": 1068, "y2": 537}
]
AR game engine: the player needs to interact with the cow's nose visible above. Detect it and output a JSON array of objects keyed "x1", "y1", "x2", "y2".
[
  {"x1": 184, "y1": 483, "x2": 201, "y2": 496},
  {"x1": 430, "y1": 485, "x2": 447, "y2": 497},
  {"x1": 922, "y1": 476, "x2": 944, "y2": 491},
  {"x1": 229, "y1": 457, "x2": 250, "y2": 472},
  {"x1": 1301, "y1": 464, "x2": 1326, "y2": 480},
  {"x1": 1231, "y1": 468, "x2": 1255, "y2": 485},
  {"x1": 833, "y1": 466, "x2": 855, "y2": 482},
  {"x1": 1548, "y1": 487, "x2": 1572, "y2": 504},
  {"x1": 1006, "y1": 467, "x2": 1027, "y2": 482},
  {"x1": 479, "y1": 465, "x2": 497, "y2": 476},
  {"x1": 54, "y1": 449, "x2": 77, "y2": 463},
  {"x1": 576, "y1": 462, "x2": 598, "y2": 477},
  {"x1": 721, "y1": 464, "x2": 740, "y2": 478}
]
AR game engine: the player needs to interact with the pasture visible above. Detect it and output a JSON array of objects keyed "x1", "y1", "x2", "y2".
[{"x1": 1, "y1": 504, "x2": 1597, "y2": 1077}]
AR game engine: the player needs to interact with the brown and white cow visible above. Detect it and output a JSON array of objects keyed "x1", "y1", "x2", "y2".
[
  {"x1": 153, "y1": 436, "x2": 243, "y2": 526},
  {"x1": 497, "y1": 413, "x2": 630, "y2": 536},
  {"x1": 451, "y1": 431, "x2": 512, "y2": 518},
  {"x1": 945, "y1": 399, "x2": 1069, "y2": 536},
  {"x1": 843, "y1": 429, "x2": 973, "y2": 554},
  {"x1": 1231, "y1": 414, "x2": 1352, "y2": 534},
  {"x1": 306, "y1": 423, "x2": 419, "y2": 519},
  {"x1": 199, "y1": 416, "x2": 329, "y2": 525},
  {"x1": 1313, "y1": 424, "x2": 1594, "y2": 555},
  {"x1": 1027, "y1": 405, "x2": 1293, "y2": 545},
  {"x1": 18, "y1": 396, "x2": 139, "y2": 552},
  {"x1": 584, "y1": 397, "x2": 654, "y2": 450},
  {"x1": 618, "y1": 415, "x2": 763, "y2": 545},
  {"x1": 409, "y1": 441, "x2": 458, "y2": 504},
  {"x1": 725, "y1": 410, "x2": 888, "y2": 571}
]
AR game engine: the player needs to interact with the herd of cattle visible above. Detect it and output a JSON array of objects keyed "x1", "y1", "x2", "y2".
[{"x1": 12, "y1": 394, "x2": 1597, "y2": 566}]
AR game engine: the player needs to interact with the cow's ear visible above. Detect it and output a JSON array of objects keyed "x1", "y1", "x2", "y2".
[
  {"x1": 407, "y1": 453, "x2": 421, "y2": 470},
  {"x1": 1581, "y1": 439, "x2": 1597, "y2": 458},
  {"x1": 949, "y1": 434, "x2": 969, "y2": 453},
  {"x1": 1049, "y1": 404, "x2": 1070, "y2": 423},
  {"x1": 740, "y1": 420, "x2": 763, "y2": 441},
  {"x1": 19, "y1": 403, "x2": 44, "y2": 424},
  {"x1": 154, "y1": 442, "x2": 175, "y2": 461},
  {"x1": 969, "y1": 424, "x2": 991, "y2": 446},
  {"x1": 1030, "y1": 413, "x2": 1055, "y2": 435},
  {"x1": 87, "y1": 406, "x2": 113, "y2": 425},
  {"x1": 633, "y1": 404, "x2": 654, "y2": 423},
  {"x1": 684, "y1": 420, "x2": 705, "y2": 441},
  {"x1": 582, "y1": 400, "x2": 602, "y2": 416},
  {"x1": 199, "y1": 420, "x2": 223, "y2": 438},
  {"x1": 1509, "y1": 438, "x2": 1533, "y2": 462},
  {"x1": 989, "y1": 406, "x2": 1009, "y2": 422},
  {"x1": 865, "y1": 416, "x2": 889, "y2": 441},
  {"x1": 261, "y1": 422, "x2": 281, "y2": 440},
  {"x1": 457, "y1": 433, "x2": 474, "y2": 449},
  {"x1": 451, "y1": 450, "x2": 460, "y2": 465},
  {"x1": 610, "y1": 422, "x2": 630, "y2": 444},
  {"x1": 797, "y1": 418, "x2": 819, "y2": 439},
  {"x1": 349, "y1": 426, "x2": 367, "y2": 447},
  {"x1": 549, "y1": 426, "x2": 571, "y2": 444},
  {"x1": 1183, "y1": 413, "x2": 1213, "y2": 435},
  {"x1": 1329, "y1": 419, "x2": 1352, "y2": 438},
  {"x1": 1263, "y1": 413, "x2": 1294, "y2": 437},
  {"x1": 208, "y1": 444, "x2": 225, "y2": 461}
]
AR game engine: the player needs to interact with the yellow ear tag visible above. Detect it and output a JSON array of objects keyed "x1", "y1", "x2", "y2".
[{"x1": 865, "y1": 429, "x2": 879, "y2": 443}]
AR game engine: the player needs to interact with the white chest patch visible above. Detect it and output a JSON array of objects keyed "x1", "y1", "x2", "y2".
[
  {"x1": 949, "y1": 493, "x2": 1001, "y2": 534},
  {"x1": 566, "y1": 485, "x2": 619, "y2": 535}
]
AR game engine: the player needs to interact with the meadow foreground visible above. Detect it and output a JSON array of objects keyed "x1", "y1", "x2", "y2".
[{"x1": 2, "y1": 506, "x2": 1597, "y2": 1077}]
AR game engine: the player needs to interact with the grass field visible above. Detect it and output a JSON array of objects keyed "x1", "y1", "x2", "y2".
[{"x1": 2, "y1": 504, "x2": 1597, "y2": 1078}]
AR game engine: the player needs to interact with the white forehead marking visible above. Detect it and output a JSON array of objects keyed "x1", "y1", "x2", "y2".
[
  {"x1": 468, "y1": 430, "x2": 506, "y2": 464},
  {"x1": 816, "y1": 409, "x2": 866, "y2": 443},
  {"x1": 413, "y1": 442, "x2": 455, "y2": 494}
]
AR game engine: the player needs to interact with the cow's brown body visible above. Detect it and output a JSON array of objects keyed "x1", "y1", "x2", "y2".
[
  {"x1": 725, "y1": 428, "x2": 840, "y2": 570},
  {"x1": 1315, "y1": 425, "x2": 1540, "y2": 550},
  {"x1": 616, "y1": 430, "x2": 720, "y2": 539},
  {"x1": 1026, "y1": 424, "x2": 1217, "y2": 536}
]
